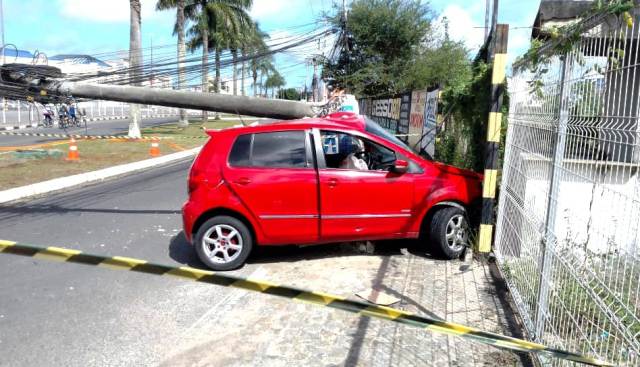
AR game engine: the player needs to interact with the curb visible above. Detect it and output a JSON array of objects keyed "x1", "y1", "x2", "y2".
[
  {"x1": 0, "y1": 123, "x2": 38, "y2": 131},
  {"x1": 86, "y1": 113, "x2": 179, "y2": 122},
  {"x1": 0, "y1": 146, "x2": 201, "y2": 205},
  {"x1": 0, "y1": 114, "x2": 180, "y2": 131}
]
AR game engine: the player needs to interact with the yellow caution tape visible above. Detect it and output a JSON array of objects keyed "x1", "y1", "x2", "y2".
[{"x1": 0, "y1": 240, "x2": 613, "y2": 366}]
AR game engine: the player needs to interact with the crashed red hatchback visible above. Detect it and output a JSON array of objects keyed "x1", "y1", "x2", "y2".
[{"x1": 182, "y1": 112, "x2": 483, "y2": 270}]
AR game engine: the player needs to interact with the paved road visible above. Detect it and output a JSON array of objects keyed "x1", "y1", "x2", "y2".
[
  {"x1": 0, "y1": 116, "x2": 178, "y2": 147},
  {"x1": 0, "y1": 160, "x2": 528, "y2": 366},
  {"x1": 0, "y1": 159, "x2": 259, "y2": 366}
]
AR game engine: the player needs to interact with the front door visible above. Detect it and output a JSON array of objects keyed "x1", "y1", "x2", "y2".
[
  {"x1": 223, "y1": 130, "x2": 319, "y2": 244},
  {"x1": 316, "y1": 130, "x2": 414, "y2": 241}
]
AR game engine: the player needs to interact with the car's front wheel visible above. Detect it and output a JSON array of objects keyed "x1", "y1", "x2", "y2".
[
  {"x1": 194, "y1": 216, "x2": 253, "y2": 271},
  {"x1": 428, "y1": 207, "x2": 469, "y2": 259}
]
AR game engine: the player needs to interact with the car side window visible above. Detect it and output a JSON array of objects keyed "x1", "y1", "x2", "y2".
[
  {"x1": 229, "y1": 134, "x2": 251, "y2": 166},
  {"x1": 319, "y1": 130, "x2": 396, "y2": 171},
  {"x1": 229, "y1": 131, "x2": 308, "y2": 168}
]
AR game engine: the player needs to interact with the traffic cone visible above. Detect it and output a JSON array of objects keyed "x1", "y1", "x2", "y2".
[
  {"x1": 149, "y1": 140, "x2": 160, "y2": 157},
  {"x1": 66, "y1": 138, "x2": 79, "y2": 161}
]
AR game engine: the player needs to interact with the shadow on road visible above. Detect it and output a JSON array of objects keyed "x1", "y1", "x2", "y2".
[
  {"x1": 168, "y1": 232, "x2": 446, "y2": 270},
  {"x1": 0, "y1": 203, "x2": 181, "y2": 216},
  {"x1": 168, "y1": 231, "x2": 204, "y2": 268}
]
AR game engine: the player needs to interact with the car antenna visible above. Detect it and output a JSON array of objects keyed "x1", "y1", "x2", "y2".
[{"x1": 235, "y1": 109, "x2": 247, "y2": 126}]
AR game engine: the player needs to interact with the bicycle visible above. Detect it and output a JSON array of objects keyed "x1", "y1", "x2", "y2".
[
  {"x1": 42, "y1": 111, "x2": 54, "y2": 128},
  {"x1": 58, "y1": 114, "x2": 69, "y2": 129}
]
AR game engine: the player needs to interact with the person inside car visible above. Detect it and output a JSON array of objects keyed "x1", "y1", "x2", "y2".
[{"x1": 339, "y1": 137, "x2": 368, "y2": 170}]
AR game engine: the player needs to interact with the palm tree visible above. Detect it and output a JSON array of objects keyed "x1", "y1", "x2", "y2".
[
  {"x1": 186, "y1": 0, "x2": 252, "y2": 122},
  {"x1": 156, "y1": 0, "x2": 189, "y2": 127},
  {"x1": 128, "y1": 0, "x2": 142, "y2": 138},
  {"x1": 227, "y1": 20, "x2": 255, "y2": 95},
  {"x1": 265, "y1": 70, "x2": 285, "y2": 98},
  {"x1": 246, "y1": 24, "x2": 270, "y2": 97},
  {"x1": 250, "y1": 53, "x2": 273, "y2": 98},
  {"x1": 259, "y1": 58, "x2": 274, "y2": 97},
  {"x1": 238, "y1": 21, "x2": 263, "y2": 96}
]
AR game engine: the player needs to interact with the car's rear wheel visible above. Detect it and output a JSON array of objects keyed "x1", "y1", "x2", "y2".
[
  {"x1": 428, "y1": 207, "x2": 469, "y2": 259},
  {"x1": 195, "y1": 216, "x2": 253, "y2": 271}
]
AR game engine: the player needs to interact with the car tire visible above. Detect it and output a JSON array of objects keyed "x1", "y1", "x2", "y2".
[
  {"x1": 194, "y1": 216, "x2": 253, "y2": 271},
  {"x1": 428, "y1": 207, "x2": 469, "y2": 259}
]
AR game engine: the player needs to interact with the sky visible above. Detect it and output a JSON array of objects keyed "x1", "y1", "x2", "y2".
[{"x1": 1, "y1": 0, "x2": 541, "y2": 92}]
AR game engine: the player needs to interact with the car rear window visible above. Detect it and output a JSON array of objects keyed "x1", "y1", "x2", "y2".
[{"x1": 229, "y1": 131, "x2": 307, "y2": 168}]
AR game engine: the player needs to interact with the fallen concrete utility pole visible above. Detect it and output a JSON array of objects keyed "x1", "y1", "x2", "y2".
[{"x1": 1, "y1": 64, "x2": 318, "y2": 120}]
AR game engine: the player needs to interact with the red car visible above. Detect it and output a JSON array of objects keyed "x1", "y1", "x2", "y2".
[{"x1": 182, "y1": 112, "x2": 482, "y2": 270}]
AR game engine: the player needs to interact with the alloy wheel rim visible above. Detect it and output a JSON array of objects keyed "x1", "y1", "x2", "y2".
[
  {"x1": 202, "y1": 224, "x2": 243, "y2": 264},
  {"x1": 445, "y1": 214, "x2": 468, "y2": 252}
]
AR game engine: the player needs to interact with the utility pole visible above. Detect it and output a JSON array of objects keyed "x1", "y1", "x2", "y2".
[
  {"x1": 128, "y1": 0, "x2": 143, "y2": 138},
  {"x1": 150, "y1": 37, "x2": 153, "y2": 87},
  {"x1": 311, "y1": 57, "x2": 318, "y2": 102},
  {"x1": 0, "y1": 0, "x2": 5, "y2": 63},
  {"x1": 342, "y1": 0, "x2": 349, "y2": 93},
  {"x1": 491, "y1": 0, "x2": 499, "y2": 36},
  {"x1": 489, "y1": 0, "x2": 499, "y2": 61},
  {"x1": 484, "y1": 0, "x2": 490, "y2": 41},
  {"x1": 1, "y1": 0, "x2": 6, "y2": 126}
]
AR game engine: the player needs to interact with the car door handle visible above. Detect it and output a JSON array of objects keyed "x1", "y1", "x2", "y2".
[
  {"x1": 234, "y1": 177, "x2": 251, "y2": 185},
  {"x1": 327, "y1": 178, "x2": 338, "y2": 188}
]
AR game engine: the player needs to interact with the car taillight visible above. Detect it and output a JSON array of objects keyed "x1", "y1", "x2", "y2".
[
  {"x1": 188, "y1": 178, "x2": 199, "y2": 194},
  {"x1": 188, "y1": 165, "x2": 202, "y2": 194}
]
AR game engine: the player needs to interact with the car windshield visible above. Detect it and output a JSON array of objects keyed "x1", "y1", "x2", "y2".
[{"x1": 363, "y1": 116, "x2": 412, "y2": 152}]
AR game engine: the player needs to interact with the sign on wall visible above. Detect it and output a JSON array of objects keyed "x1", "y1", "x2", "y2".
[
  {"x1": 366, "y1": 93, "x2": 411, "y2": 142},
  {"x1": 409, "y1": 90, "x2": 427, "y2": 149},
  {"x1": 358, "y1": 89, "x2": 438, "y2": 150},
  {"x1": 422, "y1": 89, "x2": 439, "y2": 157}
]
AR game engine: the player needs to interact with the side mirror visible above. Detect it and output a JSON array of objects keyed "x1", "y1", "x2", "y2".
[{"x1": 391, "y1": 159, "x2": 409, "y2": 174}]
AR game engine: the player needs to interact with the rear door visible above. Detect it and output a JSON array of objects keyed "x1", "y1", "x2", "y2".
[
  {"x1": 315, "y1": 129, "x2": 414, "y2": 241},
  {"x1": 223, "y1": 130, "x2": 319, "y2": 244}
]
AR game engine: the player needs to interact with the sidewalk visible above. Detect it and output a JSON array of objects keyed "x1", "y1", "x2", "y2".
[{"x1": 160, "y1": 242, "x2": 532, "y2": 366}]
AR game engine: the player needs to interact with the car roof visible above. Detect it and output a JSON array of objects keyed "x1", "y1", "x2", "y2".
[{"x1": 206, "y1": 112, "x2": 366, "y2": 136}]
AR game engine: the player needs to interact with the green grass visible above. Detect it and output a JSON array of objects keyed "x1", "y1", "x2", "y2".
[
  {"x1": 141, "y1": 119, "x2": 243, "y2": 136},
  {"x1": 0, "y1": 120, "x2": 249, "y2": 191},
  {"x1": 501, "y1": 253, "x2": 639, "y2": 364}
]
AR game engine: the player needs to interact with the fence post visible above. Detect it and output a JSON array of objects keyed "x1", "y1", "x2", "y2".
[
  {"x1": 478, "y1": 24, "x2": 509, "y2": 253},
  {"x1": 534, "y1": 53, "x2": 572, "y2": 341}
]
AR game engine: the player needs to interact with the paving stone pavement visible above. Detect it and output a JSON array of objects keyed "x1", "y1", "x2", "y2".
[{"x1": 159, "y1": 243, "x2": 532, "y2": 367}]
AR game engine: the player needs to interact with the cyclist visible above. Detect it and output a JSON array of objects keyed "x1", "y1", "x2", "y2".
[
  {"x1": 42, "y1": 105, "x2": 54, "y2": 127},
  {"x1": 58, "y1": 104, "x2": 68, "y2": 128},
  {"x1": 69, "y1": 103, "x2": 77, "y2": 126}
]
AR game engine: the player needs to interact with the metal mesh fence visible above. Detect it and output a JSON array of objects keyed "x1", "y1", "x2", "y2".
[
  {"x1": 1, "y1": 99, "x2": 185, "y2": 126},
  {"x1": 495, "y1": 10, "x2": 640, "y2": 367}
]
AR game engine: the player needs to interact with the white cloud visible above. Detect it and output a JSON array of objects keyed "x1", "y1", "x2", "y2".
[
  {"x1": 436, "y1": 4, "x2": 485, "y2": 52},
  {"x1": 59, "y1": 0, "x2": 167, "y2": 22},
  {"x1": 251, "y1": 0, "x2": 291, "y2": 20}
]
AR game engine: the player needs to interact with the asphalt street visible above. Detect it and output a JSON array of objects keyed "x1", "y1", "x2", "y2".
[
  {"x1": 0, "y1": 158, "x2": 529, "y2": 366},
  {"x1": 0, "y1": 116, "x2": 178, "y2": 147},
  {"x1": 0, "y1": 159, "x2": 263, "y2": 366}
]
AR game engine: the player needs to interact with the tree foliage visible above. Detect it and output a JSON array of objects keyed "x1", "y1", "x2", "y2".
[
  {"x1": 265, "y1": 70, "x2": 285, "y2": 97},
  {"x1": 322, "y1": 0, "x2": 471, "y2": 98},
  {"x1": 277, "y1": 88, "x2": 301, "y2": 101}
]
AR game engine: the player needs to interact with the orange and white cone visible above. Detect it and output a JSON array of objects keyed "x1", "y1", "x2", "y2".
[
  {"x1": 66, "y1": 138, "x2": 79, "y2": 161},
  {"x1": 149, "y1": 140, "x2": 160, "y2": 157}
]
